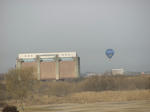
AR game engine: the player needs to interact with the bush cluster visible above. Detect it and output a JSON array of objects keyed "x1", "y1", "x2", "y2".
[
  {"x1": 1, "y1": 68, "x2": 150, "y2": 100},
  {"x1": 35, "y1": 75, "x2": 150, "y2": 96},
  {"x1": 2, "y1": 106, "x2": 19, "y2": 112}
]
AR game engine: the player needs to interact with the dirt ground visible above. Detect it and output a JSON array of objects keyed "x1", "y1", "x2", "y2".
[{"x1": 24, "y1": 100, "x2": 150, "y2": 112}]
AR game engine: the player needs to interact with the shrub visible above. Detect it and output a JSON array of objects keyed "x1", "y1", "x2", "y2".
[{"x1": 2, "y1": 105, "x2": 19, "y2": 112}]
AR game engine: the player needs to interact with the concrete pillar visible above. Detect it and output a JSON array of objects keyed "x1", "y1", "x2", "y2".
[
  {"x1": 16, "y1": 58, "x2": 22, "y2": 69},
  {"x1": 36, "y1": 55, "x2": 41, "y2": 80},
  {"x1": 16, "y1": 58, "x2": 22, "y2": 81},
  {"x1": 55, "y1": 55, "x2": 60, "y2": 80},
  {"x1": 74, "y1": 57, "x2": 80, "y2": 78}
]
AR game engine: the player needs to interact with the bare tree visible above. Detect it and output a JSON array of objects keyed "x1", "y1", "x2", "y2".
[{"x1": 5, "y1": 68, "x2": 35, "y2": 111}]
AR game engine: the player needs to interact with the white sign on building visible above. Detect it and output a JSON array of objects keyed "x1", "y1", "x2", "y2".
[{"x1": 18, "y1": 52, "x2": 77, "y2": 59}]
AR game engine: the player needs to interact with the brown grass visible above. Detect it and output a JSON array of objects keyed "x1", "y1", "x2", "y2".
[
  {"x1": 2, "y1": 74, "x2": 150, "y2": 106},
  {"x1": 24, "y1": 89, "x2": 150, "y2": 105},
  {"x1": 68, "y1": 90, "x2": 150, "y2": 103},
  {"x1": 24, "y1": 100, "x2": 150, "y2": 112}
]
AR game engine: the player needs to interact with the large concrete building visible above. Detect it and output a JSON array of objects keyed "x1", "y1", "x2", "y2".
[{"x1": 16, "y1": 52, "x2": 80, "y2": 80}]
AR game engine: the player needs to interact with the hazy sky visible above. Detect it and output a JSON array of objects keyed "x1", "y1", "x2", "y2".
[{"x1": 0, "y1": 0, "x2": 150, "y2": 73}]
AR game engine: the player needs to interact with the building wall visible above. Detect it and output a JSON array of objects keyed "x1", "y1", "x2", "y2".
[
  {"x1": 19, "y1": 60, "x2": 78, "y2": 80},
  {"x1": 40, "y1": 61, "x2": 56, "y2": 80},
  {"x1": 21, "y1": 62, "x2": 37, "y2": 69},
  {"x1": 21, "y1": 62, "x2": 37, "y2": 78},
  {"x1": 59, "y1": 61, "x2": 76, "y2": 79}
]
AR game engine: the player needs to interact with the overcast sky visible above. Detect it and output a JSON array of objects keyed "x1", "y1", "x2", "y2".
[{"x1": 0, "y1": 0, "x2": 150, "y2": 73}]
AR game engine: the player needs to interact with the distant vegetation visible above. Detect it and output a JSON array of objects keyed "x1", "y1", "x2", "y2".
[
  {"x1": 0, "y1": 68, "x2": 150, "y2": 107},
  {"x1": 34, "y1": 75, "x2": 150, "y2": 97}
]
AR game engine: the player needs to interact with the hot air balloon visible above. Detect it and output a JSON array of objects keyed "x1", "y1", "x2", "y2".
[{"x1": 105, "y1": 49, "x2": 114, "y2": 59}]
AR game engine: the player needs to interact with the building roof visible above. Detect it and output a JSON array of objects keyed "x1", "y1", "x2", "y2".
[{"x1": 18, "y1": 52, "x2": 77, "y2": 59}]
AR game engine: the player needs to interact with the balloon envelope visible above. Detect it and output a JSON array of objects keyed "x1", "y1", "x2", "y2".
[{"x1": 105, "y1": 49, "x2": 114, "y2": 59}]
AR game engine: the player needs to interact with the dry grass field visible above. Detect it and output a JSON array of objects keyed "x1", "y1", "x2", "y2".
[
  {"x1": 25, "y1": 100, "x2": 150, "y2": 112},
  {"x1": 27, "y1": 89, "x2": 150, "y2": 104},
  {"x1": 24, "y1": 90, "x2": 150, "y2": 112},
  {"x1": 1, "y1": 90, "x2": 147, "y2": 112},
  {"x1": 1, "y1": 74, "x2": 150, "y2": 112}
]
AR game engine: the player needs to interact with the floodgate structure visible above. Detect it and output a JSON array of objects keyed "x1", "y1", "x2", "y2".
[{"x1": 16, "y1": 52, "x2": 80, "y2": 80}]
